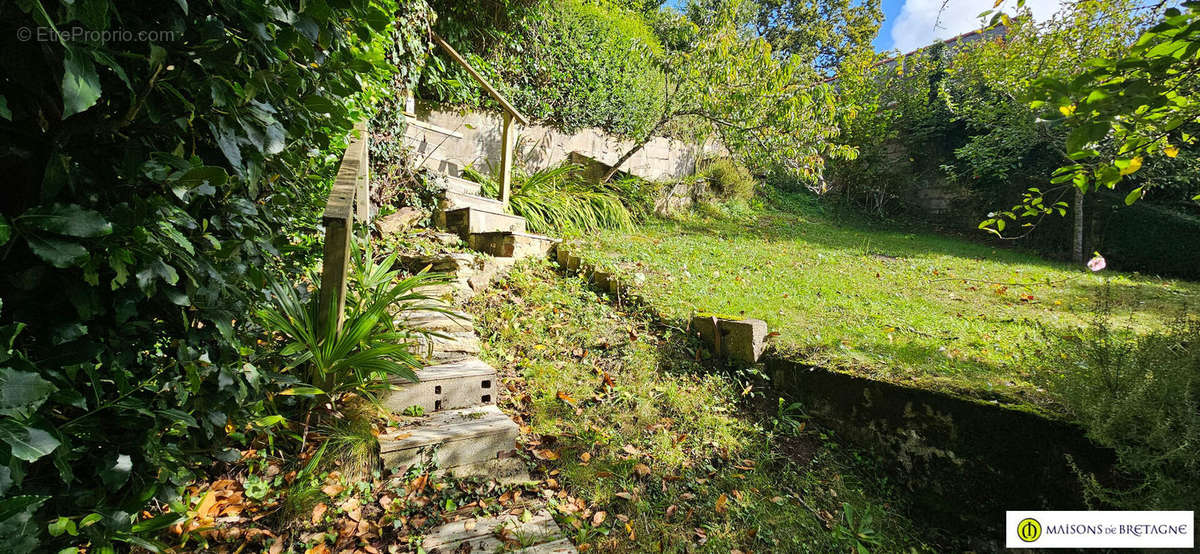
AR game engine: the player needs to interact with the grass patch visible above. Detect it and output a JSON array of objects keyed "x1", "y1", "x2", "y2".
[
  {"x1": 575, "y1": 193, "x2": 1200, "y2": 410},
  {"x1": 471, "y1": 261, "x2": 939, "y2": 552}
]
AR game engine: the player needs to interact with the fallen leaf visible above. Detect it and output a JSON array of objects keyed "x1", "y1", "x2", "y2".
[
  {"x1": 579, "y1": 452, "x2": 591, "y2": 463},
  {"x1": 311, "y1": 502, "x2": 327, "y2": 525},
  {"x1": 633, "y1": 463, "x2": 651, "y2": 477},
  {"x1": 715, "y1": 494, "x2": 728, "y2": 514},
  {"x1": 615, "y1": 491, "x2": 634, "y2": 501},
  {"x1": 321, "y1": 484, "x2": 344, "y2": 497},
  {"x1": 666, "y1": 505, "x2": 677, "y2": 518},
  {"x1": 592, "y1": 511, "x2": 606, "y2": 526},
  {"x1": 535, "y1": 449, "x2": 560, "y2": 460}
]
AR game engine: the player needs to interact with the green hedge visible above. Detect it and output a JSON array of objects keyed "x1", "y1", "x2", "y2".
[
  {"x1": 1101, "y1": 201, "x2": 1200, "y2": 279},
  {"x1": 0, "y1": 1, "x2": 430, "y2": 549},
  {"x1": 425, "y1": 0, "x2": 667, "y2": 137}
]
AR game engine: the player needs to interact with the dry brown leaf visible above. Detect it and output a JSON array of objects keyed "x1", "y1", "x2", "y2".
[
  {"x1": 615, "y1": 491, "x2": 634, "y2": 501},
  {"x1": 633, "y1": 463, "x2": 651, "y2": 477},
  {"x1": 715, "y1": 494, "x2": 728, "y2": 514},
  {"x1": 665, "y1": 504, "x2": 677, "y2": 518},
  {"x1": 321, "y1": 484, "x2": 344, "y2": 497},
  {"x1": 626, "y1": 522, "x2": 636, "y2": 540},
  {"x1": 306, "y1": 543, "x2": 331, "y2": 554},
  {"x1": 556, "y1": 390, "x2": 576, "y2": 406},
  {"x1": 579, "y1": 452, "x2": 591, "y2": 463},
  {"x1": 311, "y1": 503, "x2": 328, "y2": 525},
  {"x1": 592, "y1": 511, "x2": 606, "y2": 526}
]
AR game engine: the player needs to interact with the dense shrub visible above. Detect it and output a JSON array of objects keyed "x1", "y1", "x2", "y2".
[
  {"x1": 701, "y1": 158, "x2": 757, "y2": 202},
  {"x1": 423, "y1": 0, "x2": 666, "y2": 137},
  {"x1": 0, "y1": 0, "x2": 432, "y2": 549},
  {"x1": 1099, "y1": 199, "x2": 1200, "y2": 279},
  {"x1": 1035, "y1": 298, "x2": 1200, "y2": 510}
]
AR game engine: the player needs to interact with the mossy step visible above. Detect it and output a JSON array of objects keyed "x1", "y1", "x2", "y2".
[
  {"x1": 380, "y1": 405, "x2": 520, "y2": 475},
  {"x1": 384, "y1": 357, "x2": 497, "y2": 415}
]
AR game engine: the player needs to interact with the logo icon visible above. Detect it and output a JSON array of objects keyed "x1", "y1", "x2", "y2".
[{"x1": 1017, "y1": 518, "x2": 1042, "y2": 543}]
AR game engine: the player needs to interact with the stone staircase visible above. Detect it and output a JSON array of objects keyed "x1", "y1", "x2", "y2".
[{"x1": 377, "y1": 176, "x2": 573, "y2": 553}]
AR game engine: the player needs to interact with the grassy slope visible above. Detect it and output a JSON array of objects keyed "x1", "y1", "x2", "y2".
[
  {"x1": 471, "y1": 262, "x2": 938, "y2": 552},
  {"x1": 577, "y1": 194, "x2": 1200, "y2": 410}
]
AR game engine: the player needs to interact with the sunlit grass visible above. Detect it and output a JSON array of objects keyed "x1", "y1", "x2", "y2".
[
  {"x1": 471, "y1": 262, "x2": 936, "y2": 552},
  {"x1": 578, "y1": 193, "x2": 1200, "y2": 410}
]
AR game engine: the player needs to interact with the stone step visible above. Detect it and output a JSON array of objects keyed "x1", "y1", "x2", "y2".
[
  {"x1": 471, "y1": 231, "x2": 559, "y2": 259},
  {"x1": 384, "y1": 357, "x2": 497, "y2": 415},
  {"x1": 441, "y1": 189, "x2": 503, "y2": 213},
  {"x1": 421, "y1": 509, "x2": 576, "y2": 554},
  {"x1": 445, "y1": 175, "x2": 483, "y2": 196},
  {"x1": 445, "y1": 207, "x2": 526, "y2": 239},
  {"x1": 380, "y1": 405, "x2": 520, "y2": 476}
]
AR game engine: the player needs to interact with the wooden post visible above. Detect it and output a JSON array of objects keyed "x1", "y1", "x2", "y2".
[
  {"x1": 500, "y1": 111, "x2": 515, "y2": 208},
  {"x1": 354, "y1": 122, "x2": 370, "y2": 227},
  {"x1": 317, "y1": 215, "x2": 352, "y2": 335},
  {"x1": 317, "y1": 122, "x2": 368, "y2": 335}
]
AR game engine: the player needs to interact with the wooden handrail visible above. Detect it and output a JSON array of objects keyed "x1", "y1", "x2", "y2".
[
  {"x1": 430, "y1": 32, "x2": 530, "y2": 126},
  {"x1": 318, "y1": 121, "x2": 370, "y2": 335}
]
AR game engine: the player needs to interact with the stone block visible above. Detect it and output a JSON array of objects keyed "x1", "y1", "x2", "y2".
[
  {"x1": 376, "y1": 207, "x2": 423, "y2": 236},
  {"x1": 593, "y1": 270, "x2": 611, "y2": 291},
  {"x1": 690, "y1": 315, "x2": 768, "y2": 363},
  {"x1": 444, "y1": 207, "x2": 526, "y2": 239},
  {"x1": 565, "y1": 254, "x2": 581, "y2": 272}
]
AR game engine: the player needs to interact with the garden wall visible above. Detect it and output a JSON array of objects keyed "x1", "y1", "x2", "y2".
[
  {"x1": 766, "y1": 358, "x2": 1115, "y2": 540},
  {"x1": 403, "y1": 100, "x2": 723, "y2": 181}
]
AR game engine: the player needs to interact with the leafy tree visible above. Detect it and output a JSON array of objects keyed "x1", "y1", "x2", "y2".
[
  {"x1": 991, "y1": 2, "x2": 1200, "y2": 233},
  {"x1": 751, "y1": 0, "x2": 883, "y2": 72},
  {"x1": 602, "y1": 0, "x2": 851, "y2": 182}
]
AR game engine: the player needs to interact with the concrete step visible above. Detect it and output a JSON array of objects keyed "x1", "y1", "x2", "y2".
[
  {"x1": 409, "y1": 329, "x2": 481, "y2": 364},
  {"x1": 445, "y1": 175, "x2": 483, "y2": 196},
  {"x1": 444, "y1": 207, "x2": 526, "y2": 239},
  {"x1": 396, "y1": 308, "x2": 474, "y2": 334},
  {"x1": 384, "y1": 357, "x2": 497, "y2": 415},
  {"x1": 380, "y1": 405, "x2": 520, "y2": 476},
  {"x1": 441, "y1": 189, "x2": 503, "y2": 213},
  {"x1": 471, "y1": 231, "x2": 559, "y2": 259},
  {"x1": 421, "y1": 509, "x2": 576, "y2": 554}
]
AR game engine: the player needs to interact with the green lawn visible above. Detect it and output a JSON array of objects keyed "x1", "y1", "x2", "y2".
[
  {"x1": 471, "y1": 262, "x2": 938, "y2": 552},
  {"x1": 576, "y1": 195, "x2": 1200, "y2": 411}
]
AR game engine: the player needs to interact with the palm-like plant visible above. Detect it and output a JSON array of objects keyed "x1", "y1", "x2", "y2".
[
  {"x1": 258, "y1": 242, "x2": 451, "y2": 403},
  {"x1": 464, "y1": 163, "x2": 634, "y2": 234}
]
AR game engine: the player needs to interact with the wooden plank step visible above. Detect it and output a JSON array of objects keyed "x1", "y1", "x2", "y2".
[
  {"x1": 422, "y1": 509, "x2": 575, "y2": 553},
  {"x1": 384, "y1": 357, "x2": 497, "y2": 415},
  {"x1": 471, "y1": 231, "x2": 560, "y2": 259},
  {"x1": 444, "y1": 175, "x2": 483, "y2": 196},
  {"x1": 380, "y1": 405, "x2": 519, "y2": 473},
  {"x1": 444, "y1": 207, "x2": 526, "y2": 239},
  {"x1": 442, "y1": 189, "x2": 503, "y2": 212}
]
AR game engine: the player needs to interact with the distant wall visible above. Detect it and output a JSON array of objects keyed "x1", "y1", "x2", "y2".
[{"x1": 403, "y1": 101, "x2": 722, "y2": 181}]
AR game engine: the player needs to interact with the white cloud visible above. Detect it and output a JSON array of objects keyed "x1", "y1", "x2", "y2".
[{"x1": 889, "y1": 0, "x2": 1070, "y2": 53}]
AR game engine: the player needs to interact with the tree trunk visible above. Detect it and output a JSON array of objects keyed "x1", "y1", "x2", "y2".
[{"x1": 1072, "y1": 186, "x2": 1085, "y2": 264}]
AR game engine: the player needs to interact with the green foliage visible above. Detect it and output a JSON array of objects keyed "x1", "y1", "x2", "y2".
[
  {"x1": 0, "y1": 0, "x2": 433, "y2": 549},
  {"x1": 257, "y1": 246, "x2": 446, "y2": 402},
  {"x1": 1035, "y1": 293, "x2": 1200, "y2": 510},
  {"x1": 702, "y1": 158, "x2": 757, "y2": 201},
  {"x1": 1021, "y1": 2, "x2": 1200, "y2": 212},
  {"x1": 751, "y1": 0, "x2": 883, "y2": 72},
  {"x1": 1099, "y1": 200, "x2": 1200, "y2": 278},
  {"x1": 425, "y1": 0, "x2": 666, "y2": 136},
  {"x1": 464, "y1": 164, "x2": 634, "y2": 234}
]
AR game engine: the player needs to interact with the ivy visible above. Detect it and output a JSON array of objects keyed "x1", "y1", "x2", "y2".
[{"x1": 0, "y1": 0, "x2": 434, "y2": 550}]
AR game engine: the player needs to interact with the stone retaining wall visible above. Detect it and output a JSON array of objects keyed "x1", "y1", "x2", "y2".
[{"x1": 404, "y1": 101, "x2": 723, "y2": 181}]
